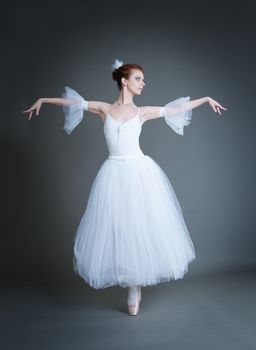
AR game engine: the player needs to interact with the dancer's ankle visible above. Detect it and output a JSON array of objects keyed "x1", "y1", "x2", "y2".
[{"x1": 127, "y1": 286, "x2": 140, "y2": 306}]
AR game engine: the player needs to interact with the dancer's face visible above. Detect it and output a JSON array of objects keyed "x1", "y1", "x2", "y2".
[{"x1": 122, "y1": 69, "x2": 145, "y2": 95}]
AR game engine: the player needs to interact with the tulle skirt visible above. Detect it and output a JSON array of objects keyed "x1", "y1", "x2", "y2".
[{"x1": 73, "y1": 154, "x2": 196, "y2": 289}]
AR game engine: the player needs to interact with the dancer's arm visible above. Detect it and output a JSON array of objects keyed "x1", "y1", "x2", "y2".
[
  {"x1": 22, "y1": 97, "x2": 107, "y2": 120},
  {"x1": 141, "y1": 96, "x2": 227, "y2": 136},
  {"x1": 22, "y1": 86, "x2": 109, "y2": 135},
  {"x1": 141, "y1": 97, "x2": 227, "y2": 124}
]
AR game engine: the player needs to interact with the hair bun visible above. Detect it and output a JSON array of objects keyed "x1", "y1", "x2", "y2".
[{"x1": 111, "y1": 59, "x2": 123, "y2": 72}]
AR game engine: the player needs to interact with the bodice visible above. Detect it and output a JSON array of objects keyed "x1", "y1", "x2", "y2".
[{"x1": 103, "y1": 110, "x2": 144, "y2": 159}]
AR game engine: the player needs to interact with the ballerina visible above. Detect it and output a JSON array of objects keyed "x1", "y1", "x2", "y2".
[{"x1": 22, "y1": 59, "x2": 227, "y2": 316}]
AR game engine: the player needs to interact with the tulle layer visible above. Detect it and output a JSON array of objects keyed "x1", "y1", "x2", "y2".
[
  {"x1": 62, "y1": 86, "x2": 87, "y2": 135},
  {"x1": 163, "y1": 97, "x2": 192, "y2": 135},
  {"x1": 73, "y1": 154, "x2": 196, "y2": 289}
]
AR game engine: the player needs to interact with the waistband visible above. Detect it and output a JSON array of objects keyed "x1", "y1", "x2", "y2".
[{"x1": 108, "y1": 150, "x2": 144, "y2": 161}]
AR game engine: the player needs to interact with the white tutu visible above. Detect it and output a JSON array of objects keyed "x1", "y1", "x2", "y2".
[
  {"x1": 62, "y1": 86, "x2": 196, "y2": 289},
  {"x1": 73, "y1": 153, "x2": 195, "y2": 289}
]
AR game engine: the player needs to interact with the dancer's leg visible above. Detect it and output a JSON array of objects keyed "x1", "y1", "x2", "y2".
[{"x1": 127, "y1": 286, "x2": 141, "y2": 306}]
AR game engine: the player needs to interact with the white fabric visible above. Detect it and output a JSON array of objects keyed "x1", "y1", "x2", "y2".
[
  {"x1": 104, "y1": 108, "x2": 142, "y2": 156},
  {"x1": 111, "y1": 58, "x2": 123, "y2": 71},
  {"x1": 160, "y1": 106, "x2": 165, "y2": 117},
  {"x1": 162, "y1": 97, "x2": 192, "y2": 136},
  {"x1": 69, "y1": 95, "x2": 196, "y2": 289},
  {"x1": 62, "y1": 86, "x2": 88, "y2": 135}
]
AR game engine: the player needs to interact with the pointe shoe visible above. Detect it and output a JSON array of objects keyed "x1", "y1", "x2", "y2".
[
  {"x1": 127, "y1": 287, "x2": 141, "y2": 316},
  {"x1": 127, "y1": 298, "x2": 140, "y2": 316}
]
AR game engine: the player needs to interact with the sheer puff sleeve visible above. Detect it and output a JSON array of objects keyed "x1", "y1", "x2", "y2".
[
  {"x1": 62, "y1": 86, "x2": 88, "y2": 135},
  {"x1": 161, "y1": 96, "x2": 192, "y2": 136}
]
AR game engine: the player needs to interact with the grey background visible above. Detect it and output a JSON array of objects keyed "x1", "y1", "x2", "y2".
[{"x1": 1, "y1": 0, "x2": 255, "y2": 287}]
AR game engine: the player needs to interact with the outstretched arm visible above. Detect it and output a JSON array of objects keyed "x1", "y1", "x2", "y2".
[
  {"x1": 141, "y1": 96, "x2": 227, "y2": 124},
  {"x1": 22, "y1": 97, "x2": 108, "y2": 121},
  {"x1": 22, "y1": 86, "x2": 111, "y2": 135},
  {"x1": 182, "y1": 97, "x2": 227, "y2": 114}
]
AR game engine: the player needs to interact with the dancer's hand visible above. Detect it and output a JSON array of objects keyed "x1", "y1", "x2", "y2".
[
  {"x1": 22, "y1": 99, "x2": 42, "y2": 120},
  {"x1": 208, "y1": 97, "x2": 227, "y2": 115}
]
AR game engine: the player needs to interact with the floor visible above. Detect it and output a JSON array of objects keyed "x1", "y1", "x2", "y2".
[{"x1": 2, "y1": 271, "x2": 256, "y2": 350}]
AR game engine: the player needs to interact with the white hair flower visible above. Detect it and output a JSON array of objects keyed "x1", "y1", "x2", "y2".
[{"x1": 111, "y1": 59, "x2": 123, "y2": 72}]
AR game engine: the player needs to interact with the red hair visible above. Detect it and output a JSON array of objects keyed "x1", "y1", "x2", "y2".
[{"x1": 112, "y1": 63, "x2": 144, "y2": 91}]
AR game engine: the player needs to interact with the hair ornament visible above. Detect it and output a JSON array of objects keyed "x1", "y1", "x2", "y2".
[{"x1": 111, "y1": 59, "x2": 123, "y2": 72}]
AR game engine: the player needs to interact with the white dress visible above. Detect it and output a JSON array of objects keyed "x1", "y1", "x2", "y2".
[{"x1": 62, "y1": 86, "x2": 196, "y2": 289}]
